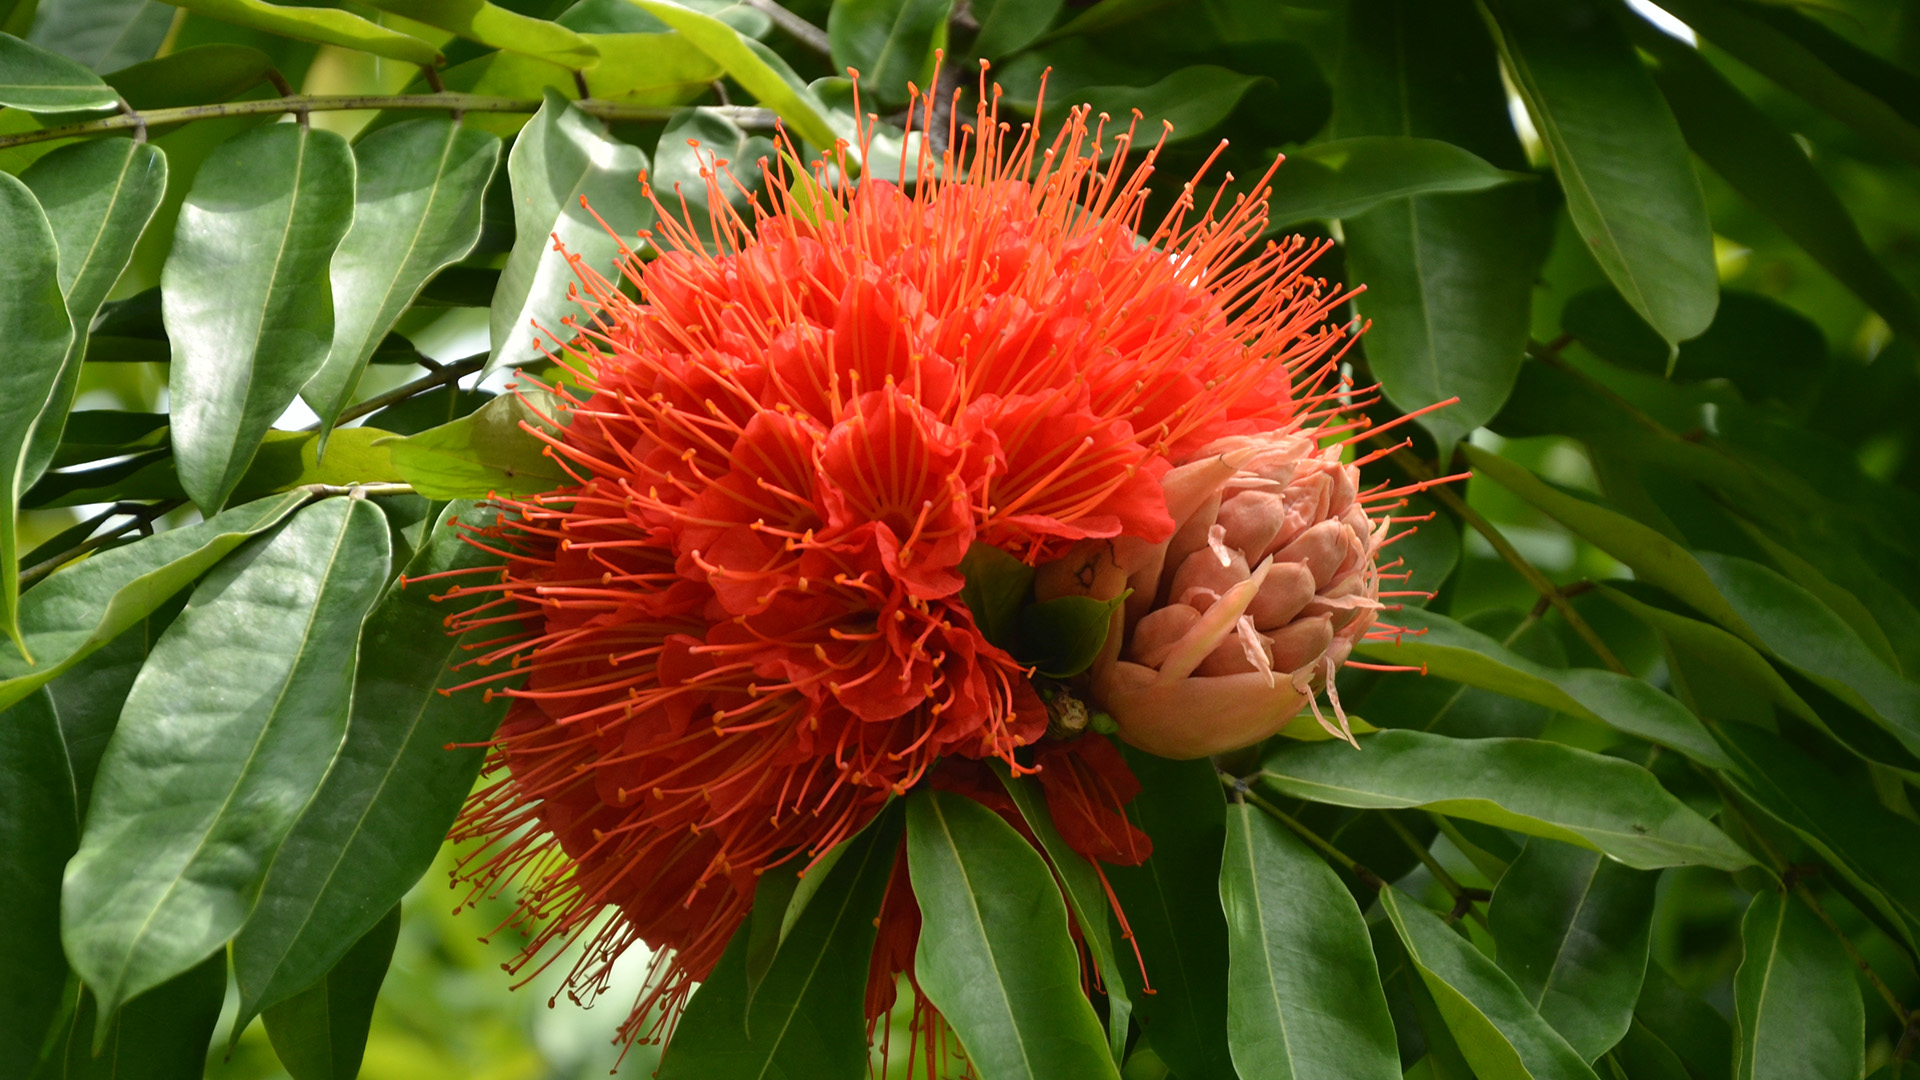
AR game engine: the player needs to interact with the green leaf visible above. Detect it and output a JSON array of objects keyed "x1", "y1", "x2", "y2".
[
  {"x1": 0, "y1": 31, "x2": 121, "y2": 111},
  {"x1": 1015, "y1": 593, "x2": 1123, "y2": 679},
  {"x1": 649, "y1": 106, "x2": 776, "y2": 246},
  {"x1": 1336, "y1": 0, "x2": 1539, "y2": 451},
  {"x1": 261, "y1": 904, "x2": 400, "y2": 1080},
  {"x1": 231, "y1": 502, "x2": 511, "y2": 1025},
  {"x1": 826, "y1": 0, "x2": 952, "y2": 109},
  {"x1": 0, "y1": 689, "x2": 76, "y2": 1067},
  {"x1": 629, "y1": 0, "x2": 840, "y2": 150},
  {"x1": 1634, "y1": 964, "x2": 1732, "y2": 1080},
  {"x1": 377, "y1": 388, "x2": 571, "y2": 498},
  {"x1": 152, "y1": 0, "x2": 442, "y2": 66},
  {"x1": 905, "y1": 789, "x2": 1120, "y2": 1080},
  {"x1": 1488, "y1": 839, "x2": 1657, "y2": 1062},
  {"x1": 486, "y1": 89, "x2": 648, "y2": 375},
  {"x1": 1353, "y1": 605, "x2": 1727, "y2": 767},
  {"x1": 62, "y1": 497, "x2": 391, "y2": 1026},
  {"x1": 1378, "y1": 886, "x2": 1602, "y2": 1080},
  {"x1": 100, "y1": 43, "x2": 274, "y2": 106},
  {"x1": 1732, "y1": 890, "x2": 1862, "y2": 1080},
  {"x1": 661, "y1": 804, "x2": 902, "y2": 1080},
  {"x1": 1071, "y1": 66, "x2": 1265, "y2": 145},
  {"x1": 969, "y1": 0, "x2": 1062, "y2": 57},
  {"x1": 19, "y1": 138, "x2": 167, "y2": 488},
  {"x1": 1219, "y1": 800, "x2": 1400, "y2": 1080},
  {"x1": 44, "y1": 410, "x2": 167, "y2": 469},
  {"x1": 0, "y1": 170, "x2": 75, "y2": 658},
  {"x1": 363, "y1": 0, "x2": 597, "y2": 67},
  {"x1": 47, "y1": 594, "x2": 182, "y2": 815},
  {"x1": 1631, "y1": 23, "x2": 1920, "y2": 343},
  {"x1": 958, "y1": 544, "x2": 1034, "y2": 652},
  {"x1": 0, "y1": 491, "x2": 309, "y2": 712},
  {"x1": 1267, "y1": 137, "x2": 1527, "y2": 227},
  {"x1": 55, "y1": 949, "x2": 226, "y2": 1080},
  {"x1": 1483, "y1": 0, "x2": 1717, "y2": 346},
  {"x1": 303, "y1": 119, "x2": 498, "y2": 441},
  {"x1": 365, "y1": 385, "x2": 495, "y2": 435},
  {"x1": 1259, "y1": 730, "x2": 1754, "y2": 871},
  {"x1": 31, "y1": 426, "x2": 404, "y2": 509},
  {"x1": 164, "y1": 122, "x2": 357, "y2": 513},
  {"x1": 27, "y1": 0, "x2": 173, "y2": 73},
  {"x1": 1101, "y1": 748, "x2": 1236, "y2": 1080},
  {"x1": 994, "y1": 762, "x2": 1132, "y2": 1063}
]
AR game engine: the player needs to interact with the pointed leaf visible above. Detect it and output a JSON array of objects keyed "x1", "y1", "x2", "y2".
[
  {"x1": 1634, "y1": 963, "x2": 1731, "y2": 1080},
  {"x1": 55, "y1": 950, "x2": 226, "y2": 1080},
  {"x1": 486, "y1": 90, "x2": 648, "y2": 375},
  {"x1": 826, "y1": 0, "x2": 951, "y2": 108},
  {"x1": 165, "y1": 122, "x2": 357, "y2": 512},
  {"x1": 1267, "y1": 137, "x2": 1529, "y2": 227},
  {"x1": 629, "y1": 0, "x2": 839, "y2": 150},
  {"x1": 376, "y1": 388, "x2": 571, "y2": 498},
  {"x1": 1259, "y1": 730, "x2": 1754, "y2": 871},
  {"x1": 232, "y1": 502, "x2": 512, "y2": 1023},
  {"x1": 362, "y1": 0, "x2": 597, "y2": 68},
  {"x1": 152, "y1": 0, "x2": 442, "y2": 66},
  {"x1": 304, "y1": 119, "x2": 498, "y2": 438},
  {"x1": 1219, "y1": 800, "x2": 1400, "y2": 1080},
  {"x1": 1732, "y1": 890, "x2": 1862, "y2": 1080},
  {"x1": 906, "y1": 789, "x2": 1119, "y2": 1080},
  {"x1": 1379, "y1": 886, "x2": 1602, "y2": 1080},
  {"x1": 261, "y1": 903, "x2": 400, "y2": 1080},
  {"x1": 62, "y1": 498, "x2": 391, "y2": 1023},
  {"x1": 19, "y1": 138, "x2": 167, "y2": 488},
  {"x1": 0, "y1": 689, "x2": 76, "y2": 1066},
  {"x1": 1489, "y1": 839, "x2": 1657, "y2": 1062},
  {"x1": 0, "y1": 31, "x2": 120, "y2": 111}
]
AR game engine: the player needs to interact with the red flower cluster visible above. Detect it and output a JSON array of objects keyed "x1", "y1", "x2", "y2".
[{"x1": 442, "y1": 76, "x2": 1357, "y2": 1046}]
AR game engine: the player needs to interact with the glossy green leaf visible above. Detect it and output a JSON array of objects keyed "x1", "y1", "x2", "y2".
[
  {"x1": 1015, "y1": 593, "x2": 1123, "y2": 679},
  {"x1": 377, "y1": 388, "x2": 571, "y2": 498},
  {"x1": 1484, "y1": 0, "x2": 1717, "y2": 345},
  {"x1": 1259, "y1": 730, "x2": 1754, "y2": 871},
  {"x1": 27, "y1": 0, "x2": 172, "y2": 73},
  {"x1": 970, "y1": 0, "x2": 1062, "y2": 57},
  {"x1": 43, "y1": 410, "x2": 167, "y2": 470},
  {"x1": 486, "y1": 90, "x2": 648, "y2": 375},
  {"x1": 629, "y1": 0, "x2": 839, "y2": 150},
  {"x1": 1353, "y1": 605, "x2": 1726, "y2": 767},
  {"x1": 232, "y1": 502, "x2": 511, "y2": 1024},
  {"x1": 1102, "y1": 748, "x2": 1236, "y2": 1080},
  {"x1": 0, "y1": 31, "x2": 121, "y2": 111},
  {"x1": 1732, "y1": 890, "x2": 1862, "y2": 1080},
  {"x1": 1219, "y1": 800, "x2": 1399, "y2": 1080},
  {"x1": 1379, "y1": 886, "x2": 1602, "y2": 1080},
  {"x1": 55, "y1": 949, "x2": 226, "y2": 1080},
  {"x1": 0, "y1": 492, "x2": 308, "y2": 712},
  {"x1": 1337, "y1": 0, "x2": 1539, "y2": 450},
  {"x1": 1071, "y1": 66, "x2": 1263, "y2": 145},
  {"x1": 164, "y1": 122, "x2": 357, "y2": 513},
  {"x1": 32, "y1": 426, "x2": 403, "y2": 510},
  {"x1": 905, "y1": 789, "x2": 1120, "y2": 1080},
  {"x1": 995, "y1": 762, "x2": 1131, "y2": 1063},
  {"x1": 100, "y1": 43, "x2": 273, "y2": 107},
  {"x1": 152, "y1": 0, "x2": 442, "y2": 66},
  {"x1": 0, "y1": 170, "x2": 74, "y2": 657},
  {"x1": 262, "y1": 904, "x2": 400, "y2": 1080},
  {"x1": 957, "y1": 544, "x2": 1034, "y2": 653},
  {"x1": 827, "y1": 0, "x2": 951, "y2": 108},
  {"x1": 661, "y1": 804, "x2": 902, "y2": 1080},
  {"x1": 19, "y1": 138, "x2": 167, "y2": 489},
  {"x1": 0, "y1": 690, "x2": 75, "y2": 1066},
  {"x1": 364, "y1": 385, "x2": 494, "y2": 435},
  {"x1": 1488, "y1": 839, "x2": 1657, "y2": 1062},
  {"x1": 303, "y1": 119, "x2": 497, "y2": 440},
  {"x1": 364, "y1": 0, "x2": 596, "y2": 67},
  {"x1": 1632, "y1": 964, "x2": 1732, "y2": 1080},
  {"x1": 62, "y1": 497, "x2": 391, "y2": 1025},
  {"x1": 1267, "y1": 137, "x2": 1527, "y2": 227},
  {"x1": 47, "y1": 595, "x2": 182, "y2": 816}
]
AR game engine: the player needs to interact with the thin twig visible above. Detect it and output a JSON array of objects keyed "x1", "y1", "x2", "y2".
[
  {"x1": 1219, "y1": 771, "x2": 1384, "y2": 890},
  {"x1": 0, "y1": 96, "x2": 778, "y2": 150},
  {"x1": 740, "y1": 0, "x2": 832, "y2": 57},
  {"x1": 322, "y1": 356, "x2": 486, "y2": 430},
  {"x1": 19, "y1": 500, "x2": 182, "y2": 586},
  {"x1": 1378, "y1": 811, "x2": 1489, "y2": 928},
  {"x1": 303, "y1": 482, "x2": 417, "y2": 498}
]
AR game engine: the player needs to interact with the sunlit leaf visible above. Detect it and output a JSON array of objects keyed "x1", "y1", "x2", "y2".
[
  {"x1": 1267, "y1": 137, "x2": 1528, "y2": 227},
  {"x1": 151, "y1": 0, "x2": 442, "y2": 66},
  {"x1": 377, "y1": 387, "x2": 571, "y2": 498},
  {"x1": 630, "y1": 0, "x2": 840, "y2": 150},
  {"x1": 826, "y1": 0, "x2": 951, "y2": 108},
  {"x1": 364, "y1": 0, "x2": 598, "y2": 67},
  {"x1": 0, "y1": 31, "x2": 121, "y2": 111}
]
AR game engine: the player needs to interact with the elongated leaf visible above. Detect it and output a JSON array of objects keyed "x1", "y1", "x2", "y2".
[
  {"x1": 1355, "y1": 605, "x2": 1725, "y2": 766},
  {"x1": 1102, "y1": 748, "x2": 1236, "y2": 1080},
  {"x1": 1598, "y1": 585, "x2": 1818, "y2": 732},
  {"x1": 995, "y1": 763, "x2": 1131, "y2": 1062},
  {"x1": 56, "y1": 949, "x2": 226, "y2": 1080},
  {"x1": 905, "y1": 790, "x2": 1119, "y2": 1080},
  {"x1": 486, "y1": 90, "x2": 648, "y2": 375},
  {"x1": 1732, "y1": 890, "x2": 1862, "y2": 1080},
  {"x1": 153, "y1": 0, "x2": 442, "y2": 65},
  {"x1": 0, "y1": 491, "x2": 308, "y2": 712},
  {"x1": 377, "y1": 388, "x2": 571, "y2": 498},
  {"x1": 19, "y1": 138, "x2": 167, "y2": 488},
  {"x1": 364, "y1": 0, "x2": 596, "y2": 67},
  {"x1": 662, "y1": 805, "x2": 902, "y2": 1079},
  {"x1": 970, "y1": 0, "x2": 1062, "y2": 56},
  {"x1": 827, "y1": 0, "x2": 951, "y2": 108},
  {"x1": 0, "y1": 689, "x2": 75, "y2": 1066},
  {"x1": 1489, "y1": 839, "x2": 1656, "y2": 1062},
  {"x1": 232, "y1": 502, "x2": 511, "y2": 1023},
  {"x1": 0, "y1": 31, "x2": 120, "y2": 111},
  {"x1": 262, "y1": 904, "x2": 400, "y2": 1080},
  {"x1": 1260, "y1": 730, "x2": 1754, "y2": 871},
  {"x1": 0, "y1": 170, "x2": 74, "y2": 657},
  {"x1": 102, "y1": 42, "x2": 273, "y2": 107},
  {"x1": 1219, "y1": 801, "x2": 1399, "y2": 1080},
  {"x1": 27, "y1": 0, "x2": 172, "y2": 72},
  {"x1": 47, "y1": 595, "x2": 183, "y2": 816},
  {"x1": 165, "y1": 122, "x2": 357, "y2": 513},
  {"x1": 1337, "y1": 0, "x2": 1538, "y2": 450},
  {"x1": 1268, "y1": 137, "x2": 1526, "y2": 226},
  {"x1": 1379, "y1": 886, "x2": 1602, "y2": 1080},
  {"x1": 629, "y1": 0, "x2": 839, "y2": 150},
  {"x1": 34, "y1": 427, "x2": 404, "y2": 511},
  {"x1": 304, "y1": 119, "x2": 497, "y2": 440},
  {"x1": 1634, "y1": 963, "x2": 1731, "y2": 1080},
  {"x1": 1074, "y1": 66, "x2": 1265, "y2": 145},
  {"x1": 62, "y1": 498, "x2": 391, "y2": 1025}
]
